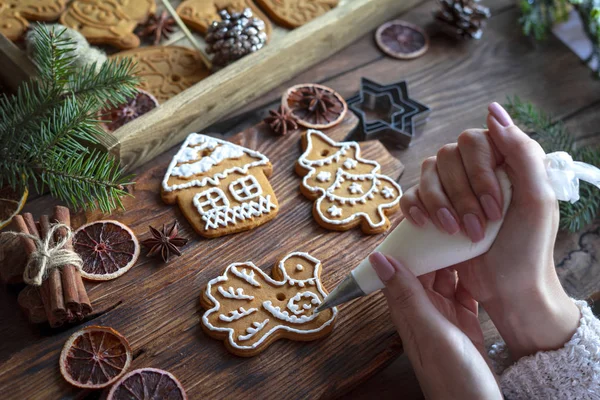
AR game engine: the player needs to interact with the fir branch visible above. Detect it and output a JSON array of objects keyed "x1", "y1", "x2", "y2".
[
  {"x1": 31, "y1": 95, "x2": 102, "y2": 160},
  {"x1": 519, "y1": 0, "x2": 570, "y2": 40},
  {"x1": 504, "y1": 96, "x2": 600, "y2": 232},
  {"x1": 39, "y1": 150, "x2": 133, "y2": 212},
  {"x1": 69, "y1": 58, "x2": 139, "y2": 108},
  {"x1": 30, "y1": 25, "x2": 76, "y2": 90},
  {"x1": 0, "y1": 24, "x2": 139, "y2": 212}
]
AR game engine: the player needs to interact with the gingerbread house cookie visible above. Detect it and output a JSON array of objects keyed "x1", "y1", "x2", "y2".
[
  {"x1": 162, "y1": 133, "x2": 278, "y2": 238},
  {"x1": 296, "y1": 129, "x2": 402, "y2": 234},
  {"x1": 201, "y1": 251, "x2": 337, "y2": 357}
]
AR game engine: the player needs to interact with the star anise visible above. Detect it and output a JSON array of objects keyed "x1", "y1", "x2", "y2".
[
  {"x1": 285, "y1": 85, "x2": 345, "y2": 128},
  {"x1": 101, "y1": 90, "x2": 158, "y2": 132},
  {"x1": 264, "y1": 105, "x2": 298, "y2": 135},
  {"x1": 138, "y1": 11, "x2": 176, "y2": 45},
  {"x1": 141, "y1": 220, "x2": 188, "y2": 263}
]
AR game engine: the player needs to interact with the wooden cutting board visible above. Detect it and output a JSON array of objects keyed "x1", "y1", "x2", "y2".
[{"x1": 0, "y1": 112, "x2": 407, "y2": 399}]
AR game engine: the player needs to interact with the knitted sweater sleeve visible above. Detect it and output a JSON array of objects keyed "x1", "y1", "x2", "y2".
[{"x1": 487, "y1": 300, "x2": 600, "y2": 400}]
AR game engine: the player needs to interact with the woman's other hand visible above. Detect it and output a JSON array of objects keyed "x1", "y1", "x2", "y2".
[{"x1": 370, "y1": 252, "x2": 502, "y2": 400}]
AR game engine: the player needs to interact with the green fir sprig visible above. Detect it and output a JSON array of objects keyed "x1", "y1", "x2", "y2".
[
  {"x1": 518, "y1": 0, "x2": 600, "y2": 77},
  {"x1": 519, "y1": 0, "x2": 571, "y2": 40},
  {"x1": 504, "y1": 96, "x2": 600, "y2": 232},
  {"x1": 0, "y1": 25, "x2": 140, "y2": 212}
]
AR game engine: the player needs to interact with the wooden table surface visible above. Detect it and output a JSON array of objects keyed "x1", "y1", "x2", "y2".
[{"x1": 2, "y1": 0, "x2": 600, "y2": 398}]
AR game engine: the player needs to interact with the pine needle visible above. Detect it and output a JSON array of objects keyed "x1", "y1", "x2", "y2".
[
  {"x1": 0, "y1": 24, "x2": 140, "y2": 212},
  {"x1": 504, "y1": 96, "x2": 600, "y2": 232}
]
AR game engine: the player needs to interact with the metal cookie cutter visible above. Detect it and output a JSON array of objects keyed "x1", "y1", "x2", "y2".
[{"x1": 347, "y1": 78, "x2": 430, "y2": 148}]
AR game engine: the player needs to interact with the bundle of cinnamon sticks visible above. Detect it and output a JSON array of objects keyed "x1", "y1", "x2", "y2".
[{"x1": 13, "y1": 206, "x2": 92, "y2": 327}]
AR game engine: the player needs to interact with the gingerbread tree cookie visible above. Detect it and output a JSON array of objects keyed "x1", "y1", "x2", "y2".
[
  {"x1": 162, "y1": 133, "x2": 278, "y2": 238},
  {"x1": 201, "y1": 251, "x2": 337, "y2": 357},
  {"x1": 296, "y1": 129, "x2": 402, "y2": 234}
]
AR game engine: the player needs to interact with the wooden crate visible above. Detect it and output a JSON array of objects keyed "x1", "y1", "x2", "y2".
[{"x1": 0, "y1": 0, "x2": 420, "y2": 172}]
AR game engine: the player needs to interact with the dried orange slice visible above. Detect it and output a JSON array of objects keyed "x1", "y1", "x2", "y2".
[
  {"x1": 60, "y1": 326, "x2": 132, "y2": 389},
  {"x1": 375, "y1": 20, "x2": 429, "y2": 60},
  {"x1": 73, "y1": 220, "x2": 140, "y2": 281},
  {"x1": 107, "y1": 368, "x2": 187, "y2": 400},
  {"x1": 0, "y1": 185, "x2": 28, "y2": 230},
  {"x1": 282, "y1": 83, "x2": 347, "y2": 130}
]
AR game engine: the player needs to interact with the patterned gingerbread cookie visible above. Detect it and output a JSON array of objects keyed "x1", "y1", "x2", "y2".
[
  {"x1": 296, "y1": 129, "x2": 402, "y2": 234},
  {"x1": 111, "y1": 46, "x2": 211, "y2": 103},
  {"x1": 60, "y1": 0, "x2": 155, "y2": 49},
  {"x1": 177, "y1": 0, "x2": 272, "y2": 37},
  {"x1": 0, "y1": 0, "x2": 68, "y2": 41},
  {"x1": 254, "y1": 0, "x2": 339, "y2": 28},
  {"x1": 201, "y1": 251, "x2": 337, "y2": 357},
  {"x1": 162, "y1": 133, "x2": 278, "y2": 238}
]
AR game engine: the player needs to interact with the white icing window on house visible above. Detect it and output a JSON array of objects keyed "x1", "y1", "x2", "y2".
[
  {"x1": 194, "y1": 188, "x2": 230, "y2": 214},
  {"x1": 229, "y1": 175, "x2": 262, "y2": 202}
]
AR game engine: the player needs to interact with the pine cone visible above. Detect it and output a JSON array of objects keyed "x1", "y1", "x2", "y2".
[
  {"x1": 434, "y1": 0, "x2": 491, "y2": 40},
  {"x1": 205, "y1": 8, "x2": 268, "y2": 68}
]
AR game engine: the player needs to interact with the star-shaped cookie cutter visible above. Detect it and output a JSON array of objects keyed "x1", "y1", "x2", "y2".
[{"x1": 347, "y1": 78, "x2": 430, "y2": 148}]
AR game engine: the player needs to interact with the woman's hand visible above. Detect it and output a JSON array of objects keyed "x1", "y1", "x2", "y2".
[
  {"x1": 399, "y1": 103, "x2": 580, "y2": 359},
  {"x1": 370, "y1": 252, "x2": 502, "y2": 400}
]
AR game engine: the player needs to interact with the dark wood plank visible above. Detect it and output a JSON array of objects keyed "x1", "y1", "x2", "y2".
[
  {"x1": 3, "y1": 0, "x2": 600, "y2": 397},
  {"x1": 230, "y1": 0, "x2": 516, "y2": 120},
  {"x1": 0, "y1": 112, "x2": 410, "y2": 399}
]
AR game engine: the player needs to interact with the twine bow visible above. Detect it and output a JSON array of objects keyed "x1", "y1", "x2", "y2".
[{"x1": 8, "y1": 223, "x2": 83, "y2": 286}]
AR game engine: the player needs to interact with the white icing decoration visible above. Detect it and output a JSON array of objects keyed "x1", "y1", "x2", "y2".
[
  {"x1": 343, "y1": 158, "x2": 357, "y2": 169},
  {"x1": 382, "y1": 186, "x2": 395, "y2": 199},
  {"x1": 296, "y1": 264, "x2": 303, "y2": 271},
  {"x1": 263, "y1": 300, "x2": 318, "y2": 324},
  {"x1": 328, "y1": 205, "x2": 342, "y2": 217},
  {"x1": 202, "y1": 252, "x2": 338, "y2": 350},
  {"x1": 238, "y1": 319, "x2": 269, "y2": 341},
  {"x1": 298, "y1": 129, "x2": 403, "y2": 228},
  {"x1": 229, "y1": 175, "x2": 262, "y2": 202},
  {"x1": 162, "y1": 133, "x2": 270, "y2": 192},
  {"x1": 316, "y1": 171, "x2": 332, "y2": 182},
  {"x1": 218, "y1": 286, "x2": 254, "y2": 300},
  {"x1": 219, "y1": 307, "x2": 257, "y2": 322},
  {"x1": 197, "y1": 195, "x2": 276, "y2": 230},
  {"x1": 171, "y1": 139, "x2": 245, "y2": 177},
  {"x1": 348, "y1": 182, "x2": 363, "y2": 194},
  {"x1": 230, "y1": 266, "x2": 261, "y2": 287},
  {"x1": 193, "y1": 188, "x2": 229, "y2": 214},
  {"x1": 287, "y1": 292, "x2": 320, "y2": 315}
]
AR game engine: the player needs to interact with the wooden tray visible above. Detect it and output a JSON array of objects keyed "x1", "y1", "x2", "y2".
[
  {"x1": 0, "y1": 0, "x2": 420, "y2": 172},
  {"x1": 0, "y1": 113, "x2": 407, "y2": 399}
]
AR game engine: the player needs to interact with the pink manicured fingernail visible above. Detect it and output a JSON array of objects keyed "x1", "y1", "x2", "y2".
[
  {"x1": 463, "y1": 213, "x2": 484, "y2": 242},
  {"x1": 436, "y1": 208, "x2": 460, "y2": 234},
  {"x1": 409, "y1": 206, "x2": 427, "y2": 226},
  {"x1": 370, "y1": 252, "x2": 395, "y2": 282},
  {"x1": 488, "y1": 102, "x2": 513, "y2": 127},
  {"x1": 480, "y1": 194, "x2": 502, "y2": 220}
]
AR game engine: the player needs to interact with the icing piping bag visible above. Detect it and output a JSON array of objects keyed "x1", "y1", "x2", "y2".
[{"x1": 315, "y1": 152, "x2": 600, "y2": 314}]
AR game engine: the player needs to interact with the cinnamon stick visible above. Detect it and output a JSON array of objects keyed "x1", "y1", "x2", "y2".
[
  {"x1": 39, "y1": 215, "x2": 68, "y2": 320},
  {"x1": 53, "y1": 206, "x2": 92, "y2": 317},
  {"x1": 14, "y1": 214, "x2": 62, "y2": 328}
]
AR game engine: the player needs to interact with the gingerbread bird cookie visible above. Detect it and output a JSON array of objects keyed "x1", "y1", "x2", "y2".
[{"x1": 201, "y1": 251, "x2": 337, "y2": 357}]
